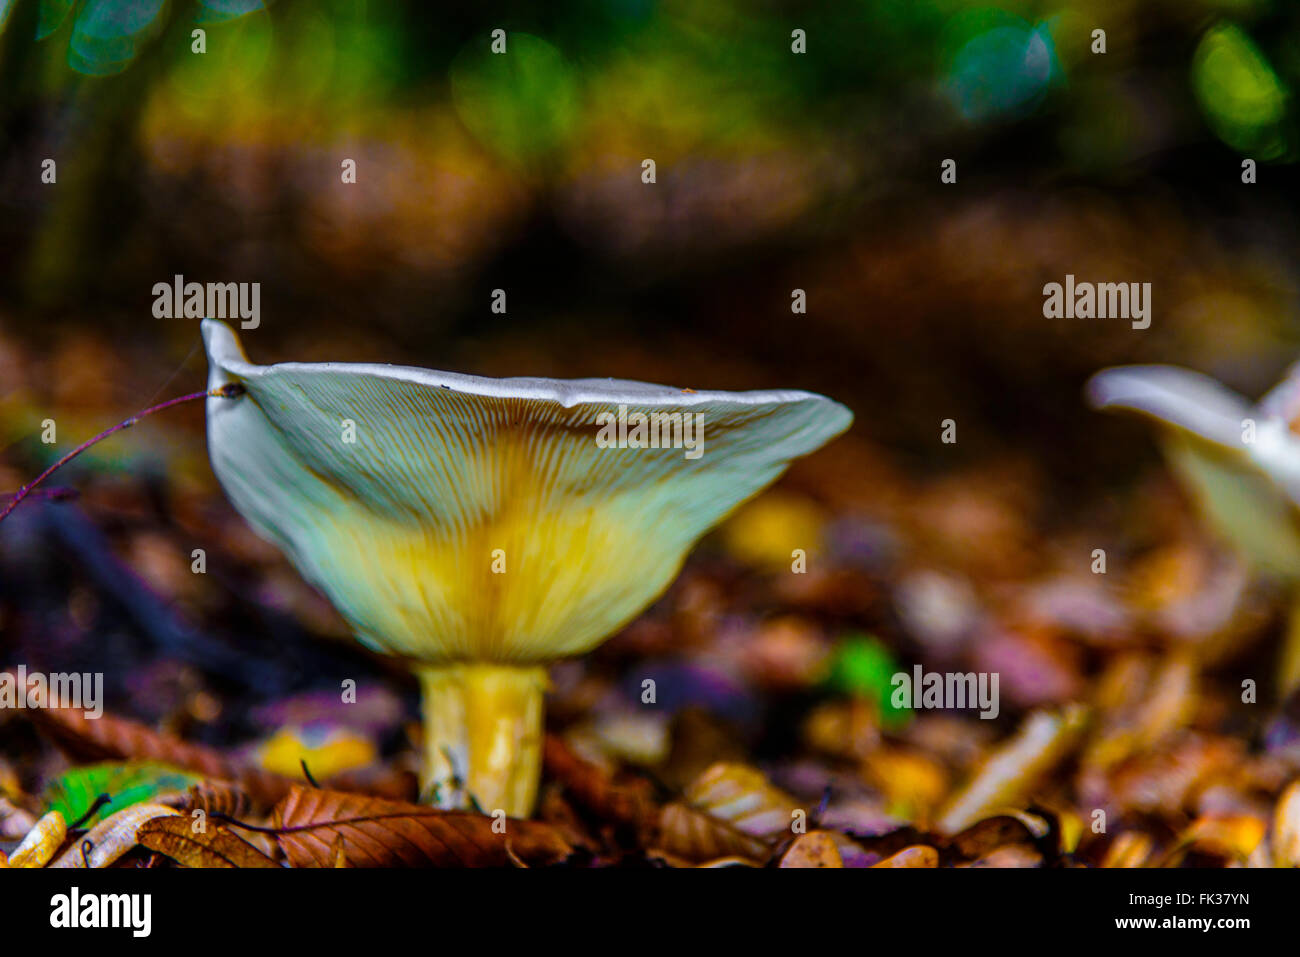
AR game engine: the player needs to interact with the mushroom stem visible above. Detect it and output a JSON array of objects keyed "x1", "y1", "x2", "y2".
[{"x1": 415, "y1": 662, "x2": 548, "y2": 817}]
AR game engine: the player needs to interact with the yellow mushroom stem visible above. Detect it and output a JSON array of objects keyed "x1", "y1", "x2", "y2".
[{"x1": 415, "y1": 662, "x2": 548, "y2": 817}]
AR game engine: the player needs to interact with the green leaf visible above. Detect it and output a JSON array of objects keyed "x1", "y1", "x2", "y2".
[
  {"x1": 826, "y1": 634, "x2": 910, "y2": 728},
  {"x1": 44, "y1": 762, "x2": 202, "y2": 827}
]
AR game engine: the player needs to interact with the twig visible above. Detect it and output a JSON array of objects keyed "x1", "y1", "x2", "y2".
[{"x1": 0, "y1": 383, "x2": 244, "y2": 524}]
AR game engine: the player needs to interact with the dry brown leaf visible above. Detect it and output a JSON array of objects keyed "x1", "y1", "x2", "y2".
[
  {"x1": 50, "y1": 803, "x2": 180, "y2": 868},
  {"x1": 173, "y1": 780, "x2": 253, "y2": 819},
  {"x1": 683, "y1": 762, "x2": 804, "y2": 838},
  {"x1": 8, "y1": 810, "x2": 66, "y2": 868},
  {"x1": 938, "y1": 705, "x2": 1088, "y2": 833},
  {"x1": 270, "y1": 786, "x2": 572, "y2": 868},
  {"x1": 542, "y1": 733, "x2": 655, "y2": 830},
  {"x1": 136, "y1": 815, "x2": 280, "y2": 868},
  {"x1": 873, "y1": 845, "x2": 939, "y2": 868},
  {"x1": 651, "y1": 801, "x2": 773, "y2": 863},
  {"x1": 648, "y1": 761, "x2": 808, "y2": 864},
  {"x1": 779, "y1": 830, "x2": 844, "y2": 867}
]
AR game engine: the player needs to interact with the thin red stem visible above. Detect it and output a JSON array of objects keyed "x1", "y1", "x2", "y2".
[{"x1": 0, "y1": 383, "x2": 244, "y2": 525}]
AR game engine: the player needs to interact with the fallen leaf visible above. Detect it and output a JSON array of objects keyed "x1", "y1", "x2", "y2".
[
  {"x1": 779, "y1": 830, "x2": 844, "y2": 867},
  {"x1": 652, "y1": 801, "x2": 772, "y2": 863},
  {"x1": 8, "y1": 810, "x2": 67, "y2": 868},
  {"x1": 269, "y1": 786, "x2": 572, "y2": 868},
  {"x1": 872, "y1": 844, "x2": 939, "y2": 868},
  {"x1": 45, "y1": 762, "x2": 202, "y2": 828},
  {"x1": 134, "y1": 815, "x2": 278, "y2": 868},
  {"x1": 682, "y1": 762, "x2": 804, "y2": 838},
  {"x1": 50, "y1": 803, "x2": 180, "y2": 868},
  {"x1": 174, "y1": 780, "x2": 253, "y2": 819},
  {"x1": 938, "y1": 705, "x2": 1088, "y2": 833},
  {"x1": 542, "y1": 733, "x2": 655, "y2": 830}
]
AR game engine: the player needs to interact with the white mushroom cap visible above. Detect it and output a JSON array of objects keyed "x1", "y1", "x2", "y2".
[
  {"x1": 202, "y1": 319, "x2": 853, "y2": 663},
  {"x1": 1087, "y1": 364, "x2": 1300, "y2": 578}
]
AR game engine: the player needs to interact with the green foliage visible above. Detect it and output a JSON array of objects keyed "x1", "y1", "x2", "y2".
[
  {"x1": 44, "y1": 761, "x2": 201, "y2": 827},
  {"x1": 826, "y1": 634, "x2": 910, "y2": 728},
  {"x1": 1193, "y1": 22, "x2": 1292, "y2": 160},
  {"x1": 450, "y1": 32, "x2": 581, "y2": 167}
]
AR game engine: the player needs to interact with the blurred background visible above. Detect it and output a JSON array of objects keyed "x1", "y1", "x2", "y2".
[
  {"x1": 2, "y1": 1, "x2": 1300, "y2": 477},
  {"x1": 2, "y1": 0, "x2": 1300, "y2": 855},
  {"x1": 0, "y1": 2, "x2": 1298, "y2": 429}
]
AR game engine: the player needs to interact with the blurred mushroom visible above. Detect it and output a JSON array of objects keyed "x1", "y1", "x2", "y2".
[
  {"x1": 201, "y1": 320, "x2": 851, "y2": 815},
  {"x1": 1088, "y1": 363, "x2": 1300, "y2": 693}
]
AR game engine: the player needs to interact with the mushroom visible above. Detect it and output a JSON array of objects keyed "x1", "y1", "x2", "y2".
[
  {"x1": 1087, "y1": 362, "x2": 1300, "y2": 691},
  {"x1": 201, "y1": 319, "x2": 852, "y2": 815}
]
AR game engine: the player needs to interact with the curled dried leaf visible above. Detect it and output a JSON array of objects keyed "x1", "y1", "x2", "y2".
[
  {"x1": 50, "y1": 803, "x2": 180, "y2": 868},
  {"x1": 8, "y1": 810, "x2": 67, "y2": 868}
]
